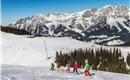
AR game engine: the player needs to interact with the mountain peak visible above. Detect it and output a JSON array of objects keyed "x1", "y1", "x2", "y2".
[
  {"x1": 103, "y1": 5, "x2": 113, "y2": 8},
  {"x1": 8, "y1": 5, "x2": 130, "y2": 45}
]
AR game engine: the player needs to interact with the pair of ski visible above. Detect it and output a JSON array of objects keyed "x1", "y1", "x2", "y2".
[
  {"x1": 59, "y1": 69, "x2": 95, "y2": 76},
  {"x1": 69, "y1": 71, "x2": 95, "y2": 76}
]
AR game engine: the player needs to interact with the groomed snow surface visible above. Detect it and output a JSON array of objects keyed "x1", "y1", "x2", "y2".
[
  {"x1": 1, "y1": 32, "x2": 130, "y2": 80},
  {"x1": 2, "y1": 65, "x2": 130, "y2": 80}
]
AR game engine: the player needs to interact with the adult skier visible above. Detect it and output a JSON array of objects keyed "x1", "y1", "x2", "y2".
[
  {"x1": 51, "y1": 63, "x2": 55, "y2": 70},
  {"x1": 56, "y1": 62, "x2": 61, "y2": 71},
  {"x1": 84, "y1": 60, "x2": 90, "y2": 76},
  {"x1": 73, "y1": 60, "x2": 78, "y2": 73}
]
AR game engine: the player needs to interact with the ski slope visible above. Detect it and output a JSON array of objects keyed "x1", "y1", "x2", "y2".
[
  {"x1": 1, "y1": 32, "x2": 130, "y2": 66},
  {"x1": 1, "y1": 32, "x2": 130, "y2": 80},
  {"x1": 1, "y1": 32, "x2": 100, "y2": 66},
  {"x1": 1, "y1": 65, "x2": 130, "y2": 80}
]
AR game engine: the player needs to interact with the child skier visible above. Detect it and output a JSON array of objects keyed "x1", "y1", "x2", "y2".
[
  {"x1": 73, "y1": 60, "x2": 78, "y2": 73},
  {"x1": 56, "y1": 62, "x2": 61, "y2": 71},
  {"x1": 51, "y1": 63, "x2": 55, "y2": 70},
  {"x1": 84, "y1": 60, "x2": 90, "y2": 76},
  {"x1": 66, "y1": 64, "x2": 70, "y2": 72}
]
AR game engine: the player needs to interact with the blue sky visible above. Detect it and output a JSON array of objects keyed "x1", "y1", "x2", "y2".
[{"x1": 1, "y1": 0, "x2": 129, "y2": 25}]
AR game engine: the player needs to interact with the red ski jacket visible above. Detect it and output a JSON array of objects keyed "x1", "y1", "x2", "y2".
[
  {"x1": 74, "y1": 63, "x2": 78, "y2": 69},
  {"x1": 57, "y1": 64, "x2": 60, "y2": 68}
]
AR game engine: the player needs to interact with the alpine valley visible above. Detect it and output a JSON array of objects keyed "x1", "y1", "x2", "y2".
[{"x1": 8, "y1": 5, "x2": 130, "y2": 45}]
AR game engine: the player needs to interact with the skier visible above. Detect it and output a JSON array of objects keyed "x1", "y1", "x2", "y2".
[
  {"x1": 51, "y1": 63, "x2": 55, "y2": 70},
  {"x1": 73, "y1": 60, "x2": 78, "y2": 73},
  {"x1": 56, "y1": 62, "x2": 61, "y2": 71},
  {"x1": 84, "y1": 60, "x2": 90, "y2": 76},
  {"x1": 66, "y1": 64, "x2": 70, "y2": 72}
]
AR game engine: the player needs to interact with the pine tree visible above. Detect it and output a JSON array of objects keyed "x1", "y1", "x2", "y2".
[
  {"x1": 126, "y1": 53, "x2": 130, "y2": 67},
  {"x1": 55, "y1": 48, "x2": 129, "y2": 74}
]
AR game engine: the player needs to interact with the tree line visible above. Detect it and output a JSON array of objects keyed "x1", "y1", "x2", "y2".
[
  {"x1": 1, "y1": 26, "x2": 30, "y2": 35},
  {"x1": 55, "y1": 47, "x2": 130, "y2": 74}
]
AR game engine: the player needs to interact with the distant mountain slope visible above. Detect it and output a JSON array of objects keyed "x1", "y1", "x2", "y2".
[
  {"x1": 8, "y1": 5, "x2": 130, "y2": 45},
  {"x1": 116, "y1": 42, "x2": 130, "y2": 46}
]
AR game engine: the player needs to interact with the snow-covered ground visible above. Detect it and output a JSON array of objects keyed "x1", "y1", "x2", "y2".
[
  {"x1": 1, "y1": 32, "x2": 100, "y2": 66},
  {"x1": 1, "y1": 65, "x2": 130, "y2": 80},
  {"x1": 1, "y1": 32, "x2": 130, "y2": 66},
  {"x1": 1, "y1": 32, "x2": 130, "y2": 80}
]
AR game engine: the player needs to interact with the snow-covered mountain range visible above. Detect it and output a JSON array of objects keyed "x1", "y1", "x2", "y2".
[{"x1": 9, "y1": 5, "x2": 130, "y2": 45}]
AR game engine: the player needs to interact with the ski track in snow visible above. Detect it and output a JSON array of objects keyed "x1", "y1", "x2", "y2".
[{"x1": 1, "y1": 65, "x2": 130, "y2": 80}]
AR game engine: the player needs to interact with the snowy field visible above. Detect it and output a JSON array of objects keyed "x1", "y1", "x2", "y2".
[
  {"x1": 1, "y1": 32, "x2": 100, "y2": 66},
  {"x1": 1, "y1": 32, "x2": 130, "y2": 66},
  {"x1": 1, "y1": 65, "x2": 130, "y2": 80},
  {"x1": 1, "y1": 32, "x2": 130, "y2": 80}
]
